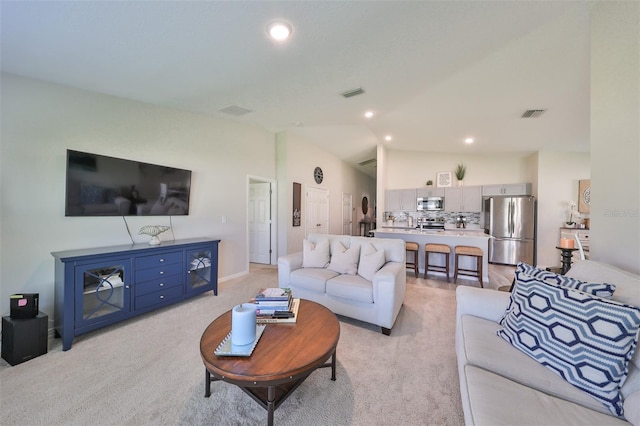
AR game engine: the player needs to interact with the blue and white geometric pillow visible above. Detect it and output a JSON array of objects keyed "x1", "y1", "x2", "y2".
[
  {"x1": 517, "y1": 262, "x2": 616, "y2": 298},
  {"x1": 497, "y1": 274, "x2": 640, "y2": 416}
]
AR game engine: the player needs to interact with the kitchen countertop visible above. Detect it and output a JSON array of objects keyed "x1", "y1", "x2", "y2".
[
  {"x1": 373, "y1": 228, "x2": 490, "y2": 283},
  {"x1": 375, "y1": 228, "x2": 489, "y2": 238}
]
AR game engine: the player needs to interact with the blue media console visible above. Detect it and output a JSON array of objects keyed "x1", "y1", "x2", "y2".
[{"x1": 52, "y1": 237, "x2": 220, "y2": 351}]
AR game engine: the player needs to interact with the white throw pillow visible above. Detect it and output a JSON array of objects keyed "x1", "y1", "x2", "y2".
[
  {"x1": 357, "y1": 243, "x2": 386, "y2": 281},
  {"x1": 328, "y1": 241, "x2": 360, "y2": 275},
  {"x1": 302, "y1": 239, "x2": 330, "y2": 268}
]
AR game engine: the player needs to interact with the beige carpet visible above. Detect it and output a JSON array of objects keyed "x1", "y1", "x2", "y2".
[{"x1": 0, "y1": 265, "x2": 464, "y2": 425}]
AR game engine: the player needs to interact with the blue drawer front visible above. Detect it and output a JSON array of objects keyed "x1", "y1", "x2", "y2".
[
  {"x1": 135, "y1": 286, "x2": 183, "y2": 310},
  {"x1": 135, "y1": 262, "x2": 182, "y2": 282},
  {"x1": 135, "y1": 274, "x2": 182, "y2": 297},
  {"x1": 136, "y1": 252, "x2": 182, "y2": 270}
]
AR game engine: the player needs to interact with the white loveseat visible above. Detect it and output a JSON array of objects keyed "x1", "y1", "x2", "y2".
[
  {"x1": 278, "y1": 234, "x2": 406, "y2": 335},
  {"x1": 456, "y1": 260, "x2": 640, "y2": 425}
]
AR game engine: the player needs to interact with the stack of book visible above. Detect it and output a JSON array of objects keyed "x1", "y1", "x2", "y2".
[{"x1": 252, "y1": 287, "x2": 299, "y2": 323}]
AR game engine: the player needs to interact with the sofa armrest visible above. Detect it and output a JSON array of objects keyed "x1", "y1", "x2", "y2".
[
  {"x1": 372, "y1": 261, "x2": 407, "y2": 329},
  {"x1": 277, "y1": 252, "x2": 303, "y2": 288},
  {"x1": 456, "y1": 286, "x2": 510, "y2": 324}
]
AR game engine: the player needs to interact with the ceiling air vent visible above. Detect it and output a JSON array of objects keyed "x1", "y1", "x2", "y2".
[
  {"x1": 218, "y1": 105, "x2": 253, "y2": 116},
  {"x1": 521, "y1": 109, "x2": 546, "y2": 118},
  {"x1": 358, "y1": 158, "x2": 377, "y2": 167},
  {"x1": 340, "y1": 87, "x2": 365, "y2": 98}
]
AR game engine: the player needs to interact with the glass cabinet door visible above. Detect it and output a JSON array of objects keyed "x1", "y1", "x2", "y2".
[
  {"x1": 76, "y1": 260, "x2": 131, "y2": 325},
  {"x1": 187, "y1": 248, "x2": 212, "y2": 291}
]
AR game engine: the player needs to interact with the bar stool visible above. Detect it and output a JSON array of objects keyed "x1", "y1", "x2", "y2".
[
  {"x1": 424, "y1": 243, "x2": 450, "y2": 282},
  {"x1": 405, "y1": 242, "x2": 419, "y2": 277},
  {"x1": 454, "y1": 245, "x2": 483, "y2": 287}
]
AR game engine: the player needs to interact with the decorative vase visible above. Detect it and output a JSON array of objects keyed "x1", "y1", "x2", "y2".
[{"x1": 457, "y1": 180, "x2": 464, "y2": 187}]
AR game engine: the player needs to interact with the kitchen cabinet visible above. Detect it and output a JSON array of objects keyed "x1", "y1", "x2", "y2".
[
  {"x1": 482, "y1": 183, "x2": 532, "y2": 196},
  {"x1": 444, "y1": 186, "x2": 482, "y2": 212},
  {"x1": 52, "y1": 237, "x2": 219, "y2": 351},
  {"x1": 385, "y1": 188, "x2": 417, "y2": 211},
  {"x1": 416, "y1": 187, "x2": 445, "y2": 198}
]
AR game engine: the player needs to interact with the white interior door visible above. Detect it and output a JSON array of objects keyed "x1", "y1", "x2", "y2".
[
  {"x1": 306, "y1": 186, "x2": 329, "y2": 237},
  {"x1": 249, "y1": 182, "x2": 271, "y2": 264},
  {"x1": 342, "y1": 193, "x2": 353, "y2": 235}
]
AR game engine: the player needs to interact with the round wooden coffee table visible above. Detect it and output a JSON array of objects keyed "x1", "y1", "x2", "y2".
[{"x1": 200, "y1": 299, "x2": 340, "y2": 425}]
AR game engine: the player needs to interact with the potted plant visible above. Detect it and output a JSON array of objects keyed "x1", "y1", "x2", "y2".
[
  {"x1": 455, "y1": 163, "x2": 466, "y2": 186},
  {"x1": 426, "y1": 180, "x2": 433, "y2": 186},
  {"x1": 566, "y1": 201, "x2": 580, "y2": 227}
]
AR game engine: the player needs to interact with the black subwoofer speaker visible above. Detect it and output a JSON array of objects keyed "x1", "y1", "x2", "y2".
[{"x1": 1, "y1": 312, "x2": 48, "y2": 366}]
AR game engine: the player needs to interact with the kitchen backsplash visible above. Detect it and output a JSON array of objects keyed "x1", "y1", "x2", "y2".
[{"x1": 387, "y1": 211, "x2": 481, "y2": 225}]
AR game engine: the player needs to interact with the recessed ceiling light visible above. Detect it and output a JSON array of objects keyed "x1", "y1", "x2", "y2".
[
  {"x1": 385, "y1": 135, "x2": 392, "y2": 141},
  {"x1": 267, "y1": 21, "x2": 292, "y2": 41},
  {"x1": 364, "y1": 111, "x2": 374, "y2": 119},
  {"x1": 464, "y1": 137, "x2": 474, "y2": 144}
]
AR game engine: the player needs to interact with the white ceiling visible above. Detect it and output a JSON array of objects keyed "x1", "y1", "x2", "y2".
[{"x1": 1, "y1": 1, "x2": 593, "y2": 177}]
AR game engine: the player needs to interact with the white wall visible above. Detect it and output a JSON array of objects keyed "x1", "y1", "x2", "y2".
[
  {"x1": 590, "y1": 3, "x2": 640, "y2": 273},
  {"x1": 384, "y1": 151, "x2": 534, "y2": 189},
  {"x1": 0, "y1": 73, "x2": 276, "y2": 318},
  {"x1": 276, "y1": 131, "x2": 376, "y2": 254}
]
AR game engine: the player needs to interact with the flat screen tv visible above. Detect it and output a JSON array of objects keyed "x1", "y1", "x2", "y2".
[{"x1": 65, "y1": 150, "x2": 192, "y2": 217}]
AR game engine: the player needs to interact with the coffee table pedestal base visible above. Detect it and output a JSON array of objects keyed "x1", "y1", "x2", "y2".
[{"x1": 205, "y1": 350, "x2": 336, "y2": 426}]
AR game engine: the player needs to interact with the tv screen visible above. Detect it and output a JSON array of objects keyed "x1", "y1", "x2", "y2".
[{"x1": 65, "y1": 150, "x2": 192, "y2": 217}]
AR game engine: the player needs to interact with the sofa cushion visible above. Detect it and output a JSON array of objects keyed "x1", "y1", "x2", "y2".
[
  {"x1": 497, "y1": 273, "x2": 640, "y2": 416},
  {"x1": 357, "y1": 243, "x2": 386, "y2": 281},
  {"x1": 464, "y1": 365, "x2": 629, "y2": 426},
  {"x1": 302, "y1": 239, "x2": 330, "y2": 268},
  {"x1": 460, "y1": 314, "x2": 611, "y2": 414},
  {"x1": 517, "y1": 262, "x2": 616, "y2": 298},
  {"x1": 326, "y1": 274, "x2": 373, "y2": 303},
  {"x1": 327, "y1": 241, "x2": 360, "y2": 275},
  {"x1": 290, "y1": 268, "x2": 338, "y2": 293},
  {"x1": 624, "y1": 391, "x2": 640, "y2": 426}
]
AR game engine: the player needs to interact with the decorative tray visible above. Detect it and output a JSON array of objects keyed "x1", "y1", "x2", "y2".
[{"x1": 214, "y1": 324, "x2": 267, "y2": 357}]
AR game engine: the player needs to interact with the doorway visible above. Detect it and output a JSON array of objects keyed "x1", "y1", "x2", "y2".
[
  {"x1": 305, "y1": 186, "x2": 329, "y2": 237},
  {"x1": 248, "y1": 177, "x2": 276, "y2": 265},
  {"x1": 342, "y1": 192, "x2": 353, "y2": 235}
]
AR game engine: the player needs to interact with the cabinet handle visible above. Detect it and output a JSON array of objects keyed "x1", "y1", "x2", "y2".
[
  {"x1": 125, "y1": 285, "x2": 130, "y2": 289},
  {"x1": 159, "y1": 271, "x2": 164, "y2": 275},
  {"x1": 160, "y1": 258, "x2": 165, "y2": 262},
  {"x1": 159, "y1": 283, "x2": 164, "y2": 287},
  {"x1": 160, "y1": 295, "x2": 164, "y2": 299}
]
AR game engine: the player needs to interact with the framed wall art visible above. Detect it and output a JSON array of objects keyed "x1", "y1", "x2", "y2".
[
  {"x1": 578, "y1": 179, "x2": 590, "y2": 213},
  {"x1": 436, "y1": 171, "x2": 453, "y2": 188}
]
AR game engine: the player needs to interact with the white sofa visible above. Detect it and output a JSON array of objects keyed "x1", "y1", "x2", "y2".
[
  {"x1": 278, "y1": 234, "x2": 406, "y2": 335},
  {"x1": 456, "y1": 260, "x2": 640, "y2": 425}
]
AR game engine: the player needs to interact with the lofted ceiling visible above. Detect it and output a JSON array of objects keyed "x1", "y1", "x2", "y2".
[{"x1": 1, "y1": 1, "x2": 593, "y2": 177}]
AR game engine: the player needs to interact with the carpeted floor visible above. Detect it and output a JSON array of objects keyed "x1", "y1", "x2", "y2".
[{"x1": 0, "y1": 264, "x2": 467, "y2": 425}]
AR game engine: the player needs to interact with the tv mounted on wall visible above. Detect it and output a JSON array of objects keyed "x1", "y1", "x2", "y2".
[{"x1": 65, "y1": 150, "x2": 192, "y2": 217}]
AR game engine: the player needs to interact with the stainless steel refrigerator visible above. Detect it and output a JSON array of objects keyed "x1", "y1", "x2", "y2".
[{"x1": 484, "y1": 196, "x2": 536, "y2": 265}]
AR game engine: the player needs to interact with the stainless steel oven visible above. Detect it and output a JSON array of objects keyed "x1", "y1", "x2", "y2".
[{"x1": 417, "y1": 197, "x2": 444, "y2": 211}]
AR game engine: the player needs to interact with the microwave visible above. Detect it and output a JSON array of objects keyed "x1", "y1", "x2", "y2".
[{"x1": 417, "y1": 197, "x2": 444, "y2": 211}]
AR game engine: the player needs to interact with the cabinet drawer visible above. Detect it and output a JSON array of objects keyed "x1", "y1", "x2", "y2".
[
  {"x1": 136, "y1": 252, "x2": 182, "y2": 270},
  {"x1": 135, "y1": 274, "x2": 182, "y2": 297},
  {"x1": 135, "y1": 286, "x2": 183, "y2": 310},
  {"x1": 135, "y1": 262, "x2": 182, "y2": 282}
]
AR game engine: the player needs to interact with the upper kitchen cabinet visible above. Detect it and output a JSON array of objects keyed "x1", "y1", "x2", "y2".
[
  {"x1": 482, "y1": 183, "x2": 532, "y2": 196},
  {"x1": 444, "y1": 186, "x2": 482, "y2": 212},
  {"x1": 385, "y1": 188, "x2": 417, "y2": 211},
  {"x1": 416, "y1": 187, "x2": 445, "y2": 198}
]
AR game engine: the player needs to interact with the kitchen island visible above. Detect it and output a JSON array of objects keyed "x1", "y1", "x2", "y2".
[{"x1": 373, "y1": 228, "x2": 490, "y2": 284}]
